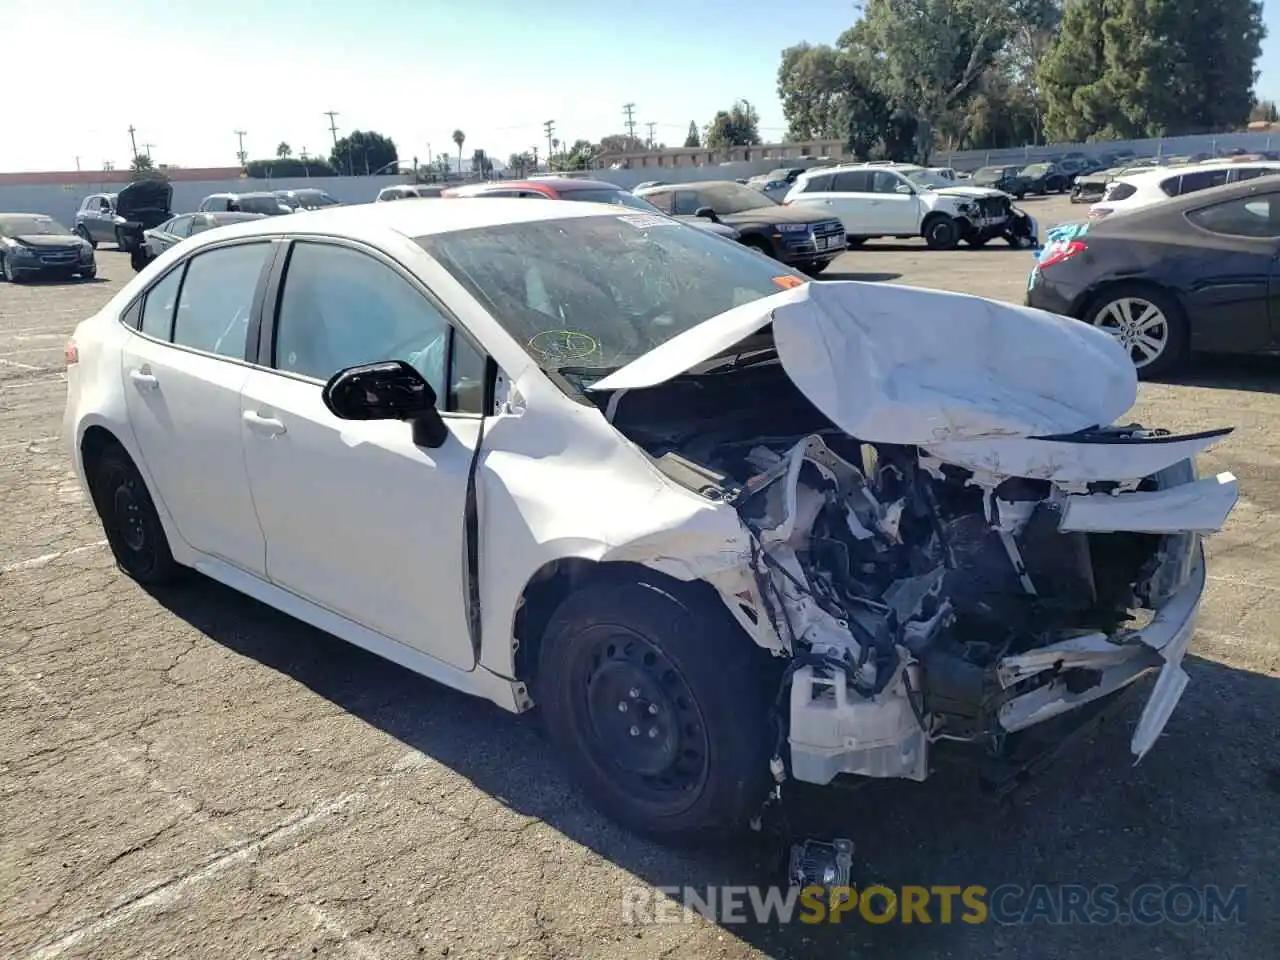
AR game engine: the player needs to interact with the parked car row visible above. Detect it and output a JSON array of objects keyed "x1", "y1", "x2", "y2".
[{"x1": 1028, "y1": 174, "x2": 1280, "y2": 379}]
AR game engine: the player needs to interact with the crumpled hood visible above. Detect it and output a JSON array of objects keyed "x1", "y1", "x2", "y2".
[
  {"x1": 589, "y1": 280, "x2": 1137, "y2": 445},
  {"x1": 9, "y1": 234, "x2": 85, "y2": 249},
  {"x1": 932, "y1": 185, "x2": 1009, "y2": 200}
]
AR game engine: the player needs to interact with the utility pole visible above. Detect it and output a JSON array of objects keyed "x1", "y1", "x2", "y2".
[
  {"x1": 234, "y1": 129, "x2": 248, "y2": 167},
  {"x1": 543, "y1": 121, "x2": 555, "y2": 171},
  {"x1": 623, "y1": 103, "x2": 637, "y2": 144},
  {"x1": 646, "y1": 122, "x2": 656, "y2": 151},
  {"x1": 532, "y1": 145, "x2": 539, "y2": 173},
  {"x1": 142, "y1": 143, "x2": 155, "y2": 159},
  {"x1": 74, "y1": 157, "x2": 81, "y2": 172},
  {"x1": 127, "y1": 125, "x2": 138, "y2": 161},
  {"x1": 324, "y1": 110, "x2": 345, "y2": 173}
]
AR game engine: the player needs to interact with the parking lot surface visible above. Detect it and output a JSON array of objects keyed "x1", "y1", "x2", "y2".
[{"x1": 2, "y1": 196, "x2": 1277, "y2": 959}]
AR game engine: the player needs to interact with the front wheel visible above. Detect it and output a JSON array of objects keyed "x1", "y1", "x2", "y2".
[
  {"x1": 536, "y1": 579, "x2": 773, "y2": 843},
  {"x1": 79, "y1": 265, "x2": 97, "y2": 280},
  {"x1": 2, "y1": 255, "x2": 19, "y2": 283},
  {"x1": 130, "y1": 248, "x2": 151, "y2": 272},
  {"x1": 800, "y1": 261, "x2": 830, "y2": 276},
  {"x1": 1084, "y1": 285, "x2": 1188, "y2": 379},
  {"x1": 845, "y1": 237, "x2": 867, "y2": 248},
  {"x1": 89, "y1": 443, "x2": 183, "y2": 585},
  {"x1": 923, "y1": 216, "x2": 960, "y2": 250}
]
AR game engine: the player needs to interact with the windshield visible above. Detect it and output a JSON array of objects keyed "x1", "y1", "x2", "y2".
[
  {"x1": 294, "y1": 191, "x2": 339, "y2": 208},
  {"x1": 974, "y1": 167, "x2": 1002, "y2": 178},
  {"x1": 1021, "y1": 164, "x2": 1050, "y2": 176},
  {"x1": 416, "y1": 214, "x2": 803, "y2": 386},
  {"x1": 237, "y1": 195, "x2": 287, "y2": 215},
  {"x1": 561, "y1": 188, "x2": 663, "y2": 213},
  {"x1": 0, "y1": 216, "x2": 72, "y2": 237},
  {"x1": 697, "y1": 182, "x2": 778, "y2": 213},
  {"x1": 906, "y1": 170, "x2": 951, "y2": 189}
]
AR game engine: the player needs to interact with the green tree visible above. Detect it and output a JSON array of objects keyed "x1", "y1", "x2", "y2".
[
  {"x1": 471, "y1": 148, "x2": 493, "y2": 178},
  {"x1": 704, "y1": 100, "x2": 762, "y2": 148},
  {"x1": 1251, "y1": 99, "x2": 1279, "y2": 123},
  {"x1": 1040, "y1": 0, "x2": 1265, "y2": 142},
  {"x1": 246, "y1": 157, "x2": 337, "y2": 178},
  {"x1": 598, "y1": 134, "x2": 646, "y2": 154},
  {"x1": 562, "y1": 139, "x2": 597, "y2": 170},
  {"x1": 130, "y1": 153, "x2": 155, "y2": 177},
  {"x1": 276, "y1": 141, "x2": 292, "y2": 159},
  {"x1": 452, "y1": 129, "x2": 466, "y2": 175},
  {"x1": 329, "y1": 130, "x2": 398, "y2": 175},
  {"x1": 683, "y1": 121, "x2": 700, "y2": 147}
]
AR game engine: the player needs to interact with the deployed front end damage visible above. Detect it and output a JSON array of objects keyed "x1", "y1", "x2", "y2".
[
  {"x1": 590, "y1": 280, "x2": 1238, "y2": 794},
  {"x1": 734, "y1": 430, "x2": 1231, "y2": 789}
]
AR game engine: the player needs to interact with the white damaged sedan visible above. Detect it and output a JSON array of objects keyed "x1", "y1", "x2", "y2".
[{"x1": 63, "y1": 199, "x2": 1237, "y2": 842}]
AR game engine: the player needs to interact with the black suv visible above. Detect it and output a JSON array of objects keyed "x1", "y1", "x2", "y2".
[{"x1": 112, "y1": 179, "x2": 174, "y2": 270}]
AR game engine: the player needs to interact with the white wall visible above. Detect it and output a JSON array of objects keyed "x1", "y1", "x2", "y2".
[{"x1": 0, "y1": 175, "x2": 408, "y2": 231}]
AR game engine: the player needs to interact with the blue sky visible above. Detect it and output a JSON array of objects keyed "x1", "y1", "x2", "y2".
[{"x1": 7, "y1": 0, "x2": 1280, "y2": 172}]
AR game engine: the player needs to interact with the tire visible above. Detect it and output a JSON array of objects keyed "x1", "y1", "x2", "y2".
[
  {"x1": 1083, "y1": 284, "x2": 1188, "y2": 379},
  {"x1": 923, "y1": 215, "x2": 960, "y2": 250},
  {"x1": 89, "y1": 443, "x2": 183, "y2": 586},
  {"x1": 800, "y1": 261, "x2": 829, "y2": 276},
  {"x1": 76, "y1": 225, "x2": 98, "y2": 249},
  {"x1": 2, "y1": 255, "x2": 20, "y2": 283},
  {"x1": 965, "y1": 233, "x2": 991, "y2": 248},
  {"x1": 845, "y1": 237, "x2": 867, "y2": 248},
  {"x1": 79, "y1": 266, "x2": 97, "y2": 280},
  {"x1": 740, "y1": 236, "x2": 777, "y2": 260},
  {"x1": 1015, "y1": 191, "x2": 1027, "y2": 201},
  {"x1": 536, "y1": 578, "x2": 773, "y2": 843},
  {"x1": 130, "y1": 248, "x2": 150, "y2": 272}
]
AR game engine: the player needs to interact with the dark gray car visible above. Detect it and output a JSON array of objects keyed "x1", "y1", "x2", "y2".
[
  {"x1": 73, "y1": 193, "x2": 121, "y2": 247},
  {"x1": 197, "y1": 192, "x2": 293, "y2": 215},
  {"x1": 0, "y1": 213, "x2": 96, "y2": 282}
]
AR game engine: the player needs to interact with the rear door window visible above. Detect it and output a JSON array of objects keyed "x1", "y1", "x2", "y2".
[
  {"x1": 830, "y1": 171, "x2": 872, "y2": 193},
  {"x1": 801, "y1": 174, "x2": 834, "y2": 193},
  {"x1": 139, "y1": 266, "x2": 184, "y2": 340},
  {"x1": 172, "y1": 242, "x2": 273, "y2": 359},
  {"x1": 1171, "y1": 169, "x2": 1231, "y2": 196}
]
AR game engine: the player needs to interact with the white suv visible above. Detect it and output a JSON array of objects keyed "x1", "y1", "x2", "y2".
[
  {"x1": 783, "y1": 163, "x2": 1016, "y2": 249},
  {"x1": 1090, "y1": 161, "x2": 1280, "y2": 220}
]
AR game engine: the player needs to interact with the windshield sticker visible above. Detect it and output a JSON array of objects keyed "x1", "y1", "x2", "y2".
[
  {"x1": 528, "y1": 330, "x2": 599, "y2": 361},
  {"x1": 616, "y1": 214, "x2": 676, "y2": 229},
  {"x1": 772, "y1": 275, "x2": 807, "y2": 290}
]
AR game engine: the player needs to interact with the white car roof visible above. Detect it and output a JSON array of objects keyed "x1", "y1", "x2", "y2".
[
  {"x1": 1115, "y1": 160, "x2": 1280, "y2": 186},
  {"x1": 185, "y1": 196, "x2": 625, "y2": 243}
]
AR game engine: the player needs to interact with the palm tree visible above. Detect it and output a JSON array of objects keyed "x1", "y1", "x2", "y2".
[
  {"x1": 276, "y1": 141, "x2": 292, "y2": 159},
  {"x1": 452, "y1": 129, "x2": 465, "y2": 175}
]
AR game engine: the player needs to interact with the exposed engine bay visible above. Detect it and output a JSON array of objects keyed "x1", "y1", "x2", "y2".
[{"x1": 600, "y1": 356, "x2": 1235, "y2": 790}]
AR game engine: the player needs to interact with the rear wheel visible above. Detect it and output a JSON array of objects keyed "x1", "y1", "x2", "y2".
[
  {"x1": 88, "y1": 443, "x2": 182, "y2": 585},
  {"x1": 740, "y1": 236, "x2": 777, "y2": 260},
  {"x1": 923, "y1": 215, "x2": 960, "y2": 250},
  {"x1": 536, "y1": 578, "x2": 773, "y2": 842},
  {"x1": 1084, "y1": 284, "x2": 1188, "y2": 379}
]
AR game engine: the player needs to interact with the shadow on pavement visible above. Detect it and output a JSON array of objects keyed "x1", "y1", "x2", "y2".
[
  {"x1": 151, "y1": 577, "x2": 1278, "y2": 960},
  {"x1": 1158, "y1": 355, "x2": 1280, "y2": 395},
  {"x1": 820, "y1": 270, "x2": 902, "y2": 283}
]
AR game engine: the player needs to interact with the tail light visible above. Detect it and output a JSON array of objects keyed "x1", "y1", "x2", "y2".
[
  {"x1": 64, "y1": 338, "x2": 79, "y2": 366},
  {"x1": 1039, "y1": 240, "x2": 1088, "y2": 269}
]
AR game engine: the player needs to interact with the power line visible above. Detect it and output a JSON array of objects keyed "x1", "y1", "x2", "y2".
[{"x1": 623, "y1": 103, "x2": 637, "y2": 142}]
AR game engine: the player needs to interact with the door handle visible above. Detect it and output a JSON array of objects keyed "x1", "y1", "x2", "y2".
[
  {"x1": 242, "y1": 410, "x2": 286, "y2": 437},
  {"x1": 128, "y1": 369, "x2": 158, "y2": 390}
]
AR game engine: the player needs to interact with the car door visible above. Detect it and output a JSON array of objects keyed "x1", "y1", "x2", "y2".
[
  {"x1": 870, "y1": 171, "x2": 921, "y2": 233},
  {"x1": 238, "y1": 238, "x2": 490, "y2": 670},
  {"x1": 87, "y1": 196, "x2": 115, "y2": 243},
  {"x1": 1180, "y1": 191, "x2": 1280, "y2": 350},
  {"x1": 799, "y1": 170, "x2": 878, "y2": 234},
  {"x1": 120, "y1": 240, "x2": 277, "y2": 575}
]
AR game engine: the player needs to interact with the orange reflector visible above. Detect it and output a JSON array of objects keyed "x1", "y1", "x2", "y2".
[
  {"x1": 772, "y1": 275, "x2": 806, "y2": 290},
  {"x1": 64, "y1": 340, "x2": 79, "y2": 366}
]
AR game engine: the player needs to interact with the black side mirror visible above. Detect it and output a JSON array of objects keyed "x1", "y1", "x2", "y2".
[
  {"x1": 693, "y1": 206, "x2": 719, "y2": 222},
  {"x1": 322, "y1": 360, "x2": 449, "y2": 448}
]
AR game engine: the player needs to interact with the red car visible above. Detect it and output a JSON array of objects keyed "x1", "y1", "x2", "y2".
[{"x1": 442, "y1": 177, "x2": 743, "y2": 241}]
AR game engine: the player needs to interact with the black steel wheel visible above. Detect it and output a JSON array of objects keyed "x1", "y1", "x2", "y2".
[
  {"x1": 90, "y1": 443, "x2": 182, "y2": 585},
  {"x1": 537, "y1": 578, "x2": 773, "y2": 842}
]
